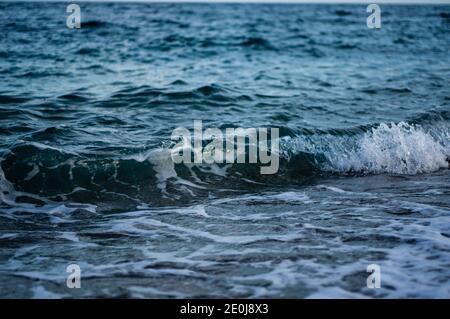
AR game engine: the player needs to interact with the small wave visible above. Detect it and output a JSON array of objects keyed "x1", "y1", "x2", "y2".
[
  {"x1": 240, "y1": 37, "x2": 274, "y2": 50},
  {"x1": 76, "y1": 47, "x2": 100, "y2": 56},
  {"x1": 333, "y1": 122, "x2": 448, "y2": 174},
  {"x1": 58, "y1": 93, "x2": 90, "y2": 102},
  {"x1": 1, "y1": 120, "x2": 448, "y2": 207},
  {"x1": 361, "y1": 87, "x2": 412, "y2": 95},
  {"x1": 334, "y1": 10, "x2": 352, "y2": 16},
  {"x1": 81, "y1": 20, "x2": 107, "y2": 29},
  {"x1": 0, "y1": 94, "x2": 29, "y2": 104},
  {"x1": 285, "y1": 122, "x2": 449, "y2": 175},
  {"x1": 108, "y1": 84, "x2": 249, "y2": 105}
]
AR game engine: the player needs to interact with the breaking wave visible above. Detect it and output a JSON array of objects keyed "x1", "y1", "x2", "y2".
[
  {"x1": 1, "y1": 118, "x2": 448, "y2": 207},
  {"x1": 284, "y1": 121, "x2": 449, "y2": 175}
]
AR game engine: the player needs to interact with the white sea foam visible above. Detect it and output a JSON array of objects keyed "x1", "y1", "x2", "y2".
[
  {"x1": 336, "y1": 122, "x2": 449, "y2": 175},
  {"x1": 0, "y1": 164, "x2": 16, "y2": 206},
  {"x1": 285, "y1": 122, "x2": 449, "y2": 175},
  {"x1": 145, "y1": 149, "x2": 178, "y2": 191}
]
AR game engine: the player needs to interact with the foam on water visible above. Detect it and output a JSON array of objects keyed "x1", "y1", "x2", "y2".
[
  {"x1": 338, "y1": 122, "x2": 449, "y2": 175},
  {"x1": 284, "y1": 122, "x2": 449, "y2": 176},
  {"x1": 0, "y1": 2, "x2": 449, "y2": 298}
]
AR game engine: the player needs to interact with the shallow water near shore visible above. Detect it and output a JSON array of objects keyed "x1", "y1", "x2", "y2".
[{"x1": 0, "y1": 2, "x2": 449, "y2": 298}]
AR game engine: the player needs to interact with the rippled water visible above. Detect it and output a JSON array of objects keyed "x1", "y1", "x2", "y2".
[{"x1": 0, "y1": 2, "x2": 449, "y2": 298}]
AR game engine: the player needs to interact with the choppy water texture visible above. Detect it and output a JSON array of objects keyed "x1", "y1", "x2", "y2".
[{"x1": 0, "y1": 2, "x2": 450, "y2": 298}]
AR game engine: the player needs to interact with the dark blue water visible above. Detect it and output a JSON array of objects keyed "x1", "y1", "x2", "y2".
[{"x1": 0, "y1": 2, "x2": 449, "y2": 298}]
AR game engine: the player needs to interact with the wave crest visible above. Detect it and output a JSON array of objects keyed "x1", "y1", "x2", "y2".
[
  {"x1": 348, "y1": 122, "x2": 448, "y2": 174},
  {"x1": 287, "y1": 122, "x2": 449, "y2": 175}
]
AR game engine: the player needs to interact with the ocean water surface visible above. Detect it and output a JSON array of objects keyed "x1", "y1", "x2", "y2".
[{"x1": 0, "y1": 2, "x2": 449, "y2": 298}]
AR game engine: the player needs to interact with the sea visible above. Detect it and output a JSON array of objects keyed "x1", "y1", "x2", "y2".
[{"x1": 0, "y1": 2, "x2": 449, "y2": 298}]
